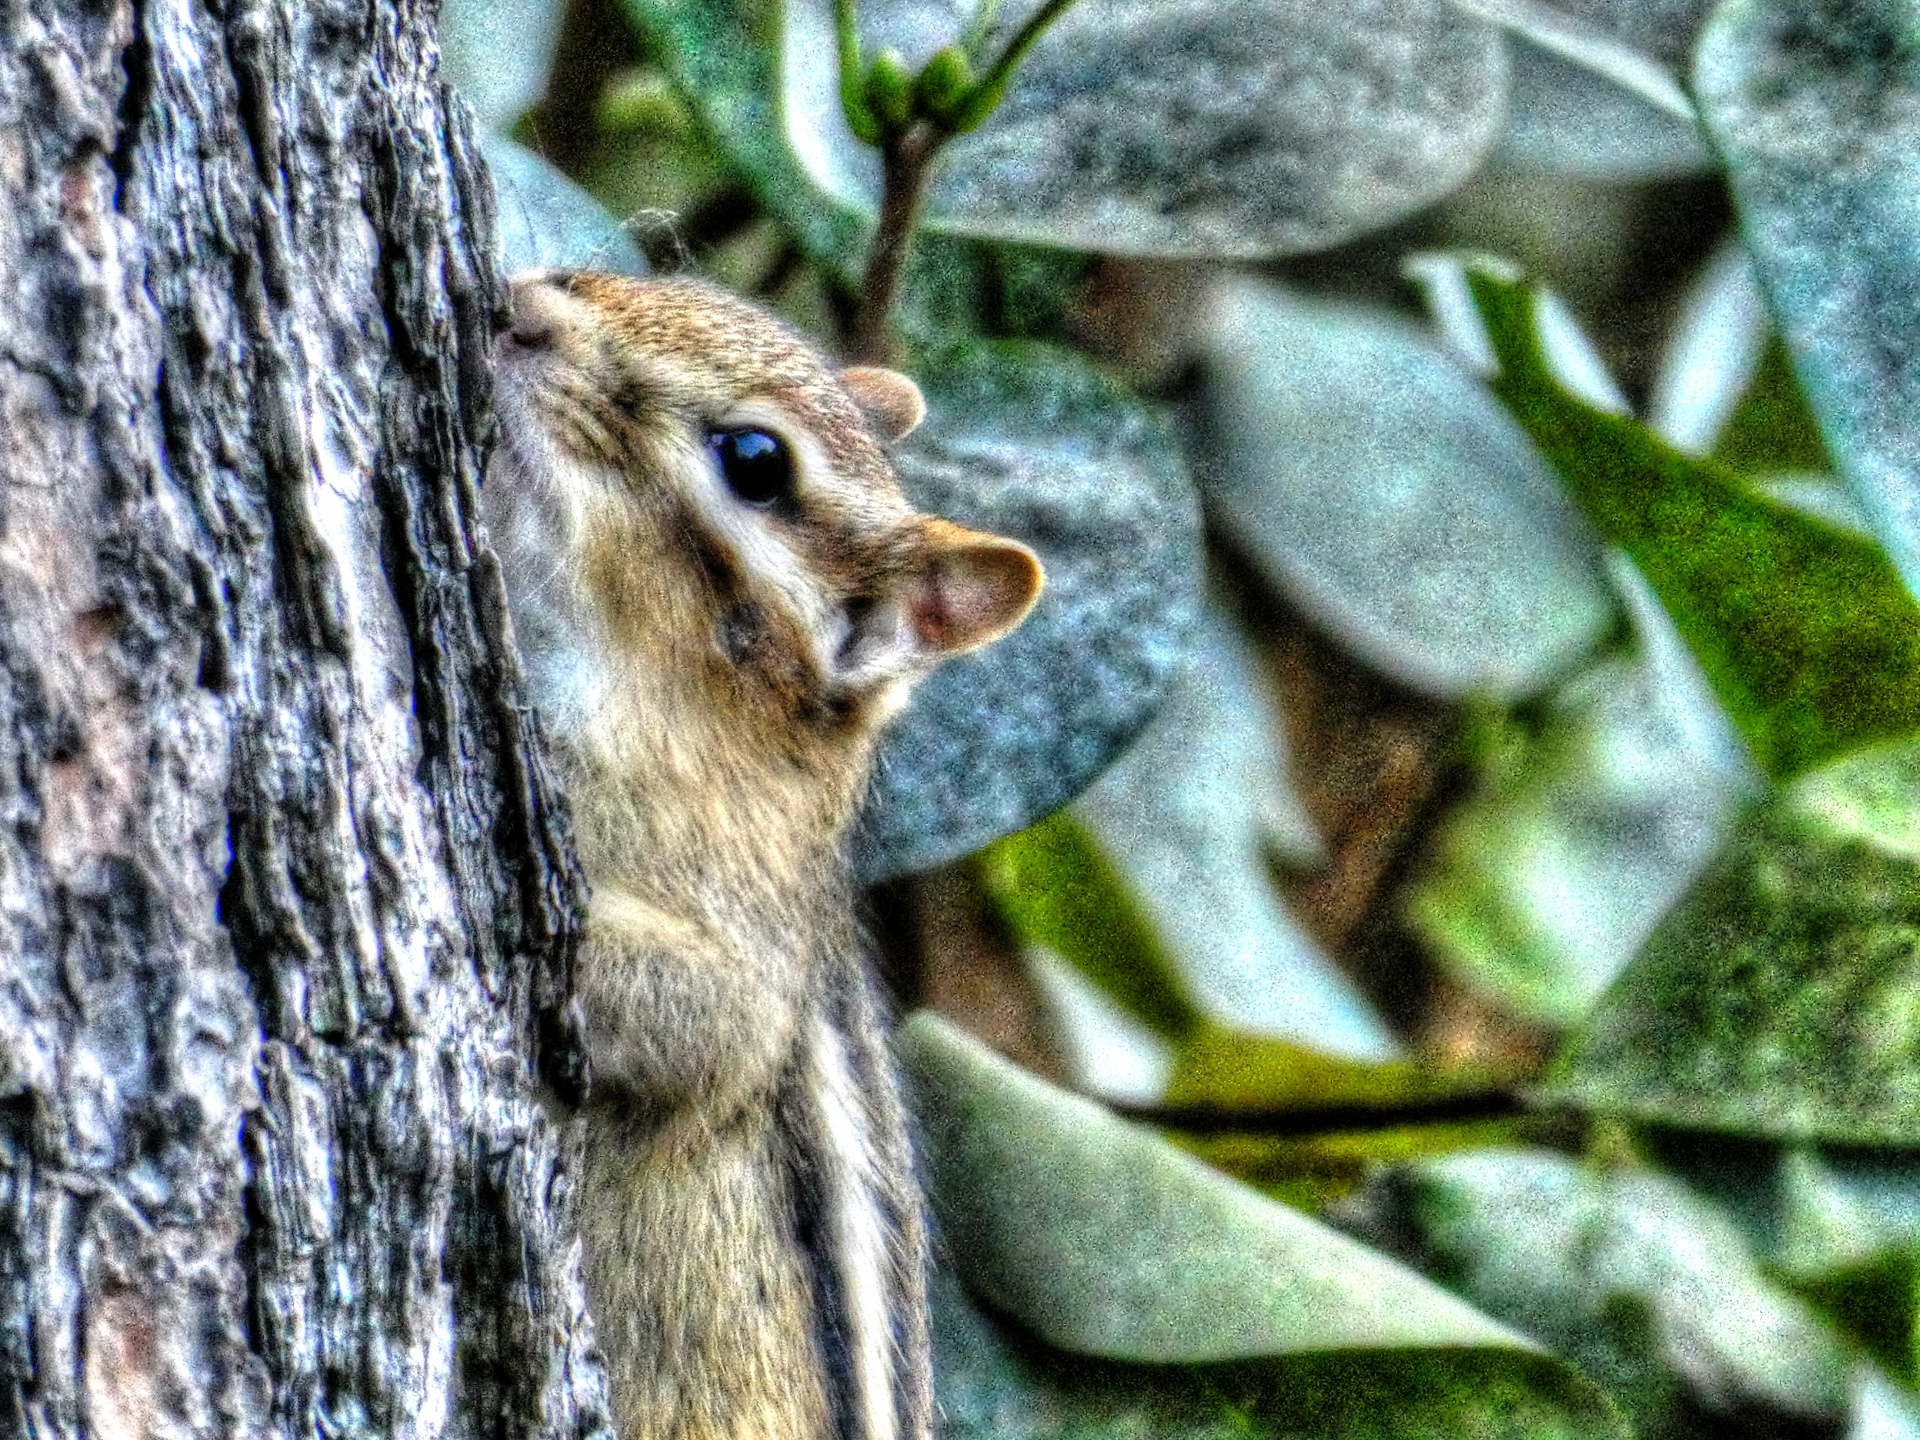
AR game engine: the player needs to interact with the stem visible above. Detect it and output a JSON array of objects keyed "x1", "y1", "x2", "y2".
[
  {"x1": 960, "y1": 0, "x2": 1001, "y2": 58},
  {"x1": 1106, "y1": 1088, "x2": 1532, "y2": 1138},
  {"x1": 835, "y1": 0, "x2": 861, "y2": 77},
  {"x1": 957, "y1": 0, "x2": 1078, "y2": 127},
  {"x1": 836, "y1": 0, "x2": 878, "y2": 141},
  {"x1": 844, "y1": 0, "x2": 1084, "y2": 358},
  {"x1": 849, "y1": 123, "x2": 939, "y2": 363}
]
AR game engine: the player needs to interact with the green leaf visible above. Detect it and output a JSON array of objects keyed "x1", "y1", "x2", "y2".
[
  {"x1": 900, "y1": 1016, "x2": 1621, "y2": 1415},
  {"x1": 785, "y1": 0, "x2": 1509, "y2": 258},
  {"x1": 1202, "y1": 277, "x2": 1614, "y2": 701},
  {"x1": 1791, "y1": 1247, "x2": 1920, "y2": 1387},
  {"x1": 1176, "y1": 1119, "x2": 1531, "y2": 1213},
  {"x1": 1712, "y1": 336, "x2": 1834, "y2": 479},
  {"x1": 1546, "y1": 740, "x2": 1920, "y2": 1145},
  {"x1": 1461, "y1": 259, "x2": 1920, "y2": 781},
  {"x1": 933, "y1": 1260, "x2": 1627, "y2": 1440},
  {"x1": 978, "y1": 811, "x2": 1202, "y2": 1042},
  {"x1": 481, "y1": 134, "x2": 649, "y2": 276},
  {"x1": 1343, "y1": 1148, "x2": 1854, "y2": 1439},
  {"x1": 1161, "y1": 1031, "x2": 1527, "y2": 1206},
  {"x1": 1164, "y1": 1030, "x2": 1503, "y2": 1116},
  {"x1": 1697, "y1": 0, "x2": 1920, "y2": 603},
  {"x1": 855, "y1": 340, "x2": 1202, "y2": 881}
]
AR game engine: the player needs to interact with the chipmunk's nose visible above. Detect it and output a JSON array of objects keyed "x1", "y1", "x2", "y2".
[{"x1": 506, "y1": 273, "x2": 563, "y2": 349}]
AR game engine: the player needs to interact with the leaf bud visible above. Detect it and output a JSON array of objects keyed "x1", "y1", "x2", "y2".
[
  {"x1": 841, "y1": 72, "x2": 884, "y2": 145},
  {"x1": 916, "y1": 45, "x2": 974, "y2": 126},
  {"x1": 864, "y1": 47, "x2": 915, "y2": 133}
]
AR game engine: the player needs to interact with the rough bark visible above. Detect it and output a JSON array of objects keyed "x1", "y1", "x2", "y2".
[{"x1": 0, "y1": 0, "x2": 607, "y2": 1433}]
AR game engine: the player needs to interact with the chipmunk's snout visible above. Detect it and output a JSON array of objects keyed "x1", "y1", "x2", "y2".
[
  {"x1": 506, "y1": 274, "x2": 568, "y2": 350},
  {"x1": 508, "y1": 311, "x2": 555, "y2": 350}
]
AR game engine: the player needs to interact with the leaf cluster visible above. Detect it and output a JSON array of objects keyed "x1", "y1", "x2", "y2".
[{"x1": 439, "y1": 0, "x2": 1920, "y2": 1435}]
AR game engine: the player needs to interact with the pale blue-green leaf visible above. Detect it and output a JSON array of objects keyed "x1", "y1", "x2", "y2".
[
  {"x1": 1025, "y1": 947, "x2": 1176, "y2": 1105},
  {"x1": 1073, "y1": 609, "x2": 1398, "y2": 1061},
  {"x1": 1760, "y1": 473, "x2": 1871, "y2": 535},
  {"x1": 786, "y1": 0, "x2": 1510, "y2": 257},
  {"x1": 1447, "y1": 0, "x2": 1699, "y2": 119},
  {"x1": 1548, "y1": 740, "x2": 1920, "y2": 1143},
  {"x1": 1455, "y1": 0, "x2": 1713, "y2": 177},
  {"x1": 1495, "y1": 42, "x2": 1711, "y2": 177},
  {"x1": 1405, "y1": 253, "x2": 1626, "y2": 417},
  {"x1": 1548, "y1": 0, "x2": 1721, "y2": 58},
  {"x1": 1343, "y1": 1149, "x2": 1854, "y2": 1438},
  {"x1": 855, "y1": 342, "x2": 1202, "y2": 881},
  {"x1": 931, "y1": 1260, "x2": 1628, "y2": 1440},
  {"x1": 900, "y1": 1013, "x2": 1535, "y2": 1360},
  {"x1": 1697, "y1": 0, "x2": 1920, "y2": 601},
  {"x1": 1852, "y1": 1369, "x2": 1920, "y2": 1440},
  {"x1": 1404, "y1": 250, "x2": 1510, "y2": 374},
  {"x1": 1202, "y1": 276, "x2": 1612, "y2": 700},
  {"x1": 482, "y1": 134, "x2": 648, "y2": 277},
  {"x1": 1792, "y1": 739, "x2": 1920, "y2": 861},
  {"x1": 1407, "y1": 252, "x2": 1630, "y2": 415},
  {"x1": 1650, "y1": 243, "x2": 1769, "y2": 455},
  {"x1": 1534, "y1": 290, "x2": 1631, "y2": 413},
  {"x1": 1408, "y1": 556, "x2": 1755, "y2": 1022},
  {"x1": 1775, "y1": 1147, "x2": 1920, "y2": 1277},
  {"x1": 1649, "y1": 1137, "x2": 1920, "y2": 1274},
  {"x1": 439, "y1": 0, "x2": 566, "y2": 131}
]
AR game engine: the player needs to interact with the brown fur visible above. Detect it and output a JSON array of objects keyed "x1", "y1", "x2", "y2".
[{"x1": 481, "y1": 272, "x2": 1041, "y2": 1440}]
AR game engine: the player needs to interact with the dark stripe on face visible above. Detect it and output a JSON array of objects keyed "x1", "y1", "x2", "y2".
[{"x1": 674, "y1": 503, "x2": 847, "y2": 734}]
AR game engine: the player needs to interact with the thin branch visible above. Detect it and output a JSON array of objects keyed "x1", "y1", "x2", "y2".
[
  {"x1": 848, "y1": 124, "x2": 938, "y2": 363},
  {"x1": 1107, "y1": 1087, "x2": 1534, "y2": 1138},
  {"x1": 960, "y1": 0, "x2": 1002, "y2": 59},
  {"x1": 845, "y1": 0, "x2": 1083, "y2": 357},
  {"x1": 749, "y1": 236, "x2": 806, "y2": 300},
  {"x1": 837, "y1": 0, "x2": 880, "y2": 141},
  {"x1": 955, "y1": 0, "x2": 1078, "y2": 130}
]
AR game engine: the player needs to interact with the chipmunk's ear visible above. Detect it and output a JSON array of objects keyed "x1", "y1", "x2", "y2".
[
  {"x1": 841, "y1": 366, "x2": 926, "y2": 443},
  {"x1": 907, "y1": 519, "x2": 1043, "y2": 656},
  {"x1": 826, "y1": 520, "x2": 1040, "y2": 693}
]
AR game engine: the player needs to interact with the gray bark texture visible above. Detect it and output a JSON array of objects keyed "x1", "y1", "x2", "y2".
[{"x1": 0, "y1": 0, "x2": 611, "y2": 1433}]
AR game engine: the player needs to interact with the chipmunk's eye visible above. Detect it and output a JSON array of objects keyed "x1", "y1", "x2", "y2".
[{"x1": 708, "y1": 427, "x2": 794, "y2": 508}]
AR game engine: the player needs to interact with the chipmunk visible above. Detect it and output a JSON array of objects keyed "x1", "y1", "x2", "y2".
[{"x1": 480, "y1": 271, "x2": 1043, "y2": 1440}]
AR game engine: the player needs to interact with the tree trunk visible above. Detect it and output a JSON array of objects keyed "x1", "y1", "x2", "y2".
[{"x1": 0, "y1": 0, "x2": 608, "y2": 1433}]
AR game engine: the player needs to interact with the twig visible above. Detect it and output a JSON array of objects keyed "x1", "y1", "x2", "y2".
[
  {"x1": 1107, "y1": 1087, "x2": 1534, "y2": 1138},
  {"x1": 848, "y1": 124, "x2": 938, "y2": 362}
]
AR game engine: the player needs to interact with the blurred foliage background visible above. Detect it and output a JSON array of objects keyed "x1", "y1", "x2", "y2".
[{"x1": 441, "y1": 0, "x2": 1920, "y2": 1434}]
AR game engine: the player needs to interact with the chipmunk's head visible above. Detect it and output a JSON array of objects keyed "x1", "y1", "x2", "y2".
[{"x1": 483, "y1": 271, "x2": 1042, "y2": 784}]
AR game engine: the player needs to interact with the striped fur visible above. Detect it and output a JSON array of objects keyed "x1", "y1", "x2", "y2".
[{"x1": 482, "y1": 273, "x2": 1035, "y2": 1440}]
